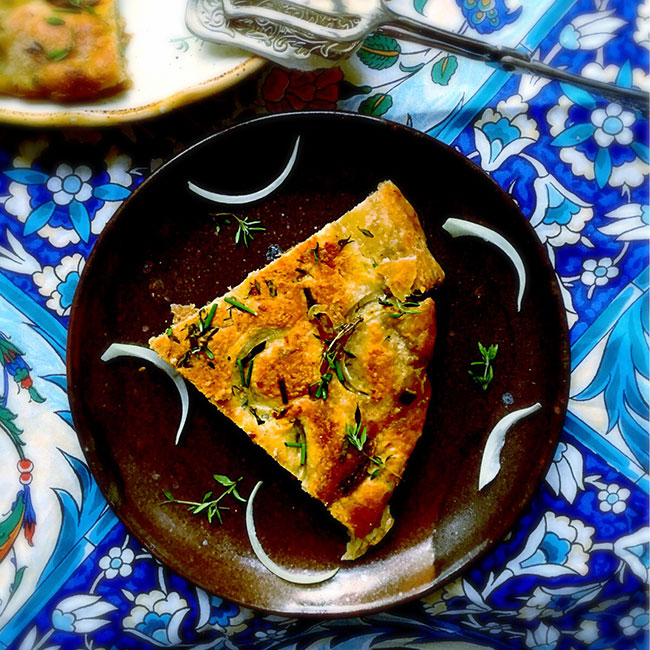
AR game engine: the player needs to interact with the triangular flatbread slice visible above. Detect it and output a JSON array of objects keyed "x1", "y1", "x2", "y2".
[{"x1": 150, "y1": 181, "x2": 444, "y2": 559}]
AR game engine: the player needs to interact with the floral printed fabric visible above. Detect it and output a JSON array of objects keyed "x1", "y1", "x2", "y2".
[{"x1": 0, "y1": 0, "x2": 648, "y2": 649}]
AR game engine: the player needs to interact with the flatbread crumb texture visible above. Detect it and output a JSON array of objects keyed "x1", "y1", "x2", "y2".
[
  {"x1": 150, "y1": 181, "x2": 445, "y2": 560},
  {"x1": 0, "y1": 0, "x2": 129, "y2": 101}
]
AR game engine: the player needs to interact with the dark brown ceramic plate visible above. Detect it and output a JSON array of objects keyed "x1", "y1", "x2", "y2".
[{"x1": 67, "y1": 111, "x2": 570, "y2": 617}]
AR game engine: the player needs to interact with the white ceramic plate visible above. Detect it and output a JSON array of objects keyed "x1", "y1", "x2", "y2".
[{"x1": 0, "y1": 0, "x2": 265, "y2": 127}]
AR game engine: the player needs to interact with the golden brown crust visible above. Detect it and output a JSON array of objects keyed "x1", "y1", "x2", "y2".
[
  {"x1": 150, "y1": 181, "x2": 444, "y2": 557},
  {"x1": 0, "y1": 0, "x2": 129, "y2": 102}
]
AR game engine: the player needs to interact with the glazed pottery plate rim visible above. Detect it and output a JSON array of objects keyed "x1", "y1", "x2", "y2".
[
  {"x1": 0, "y1": 0, "x2": 265, "y2": 127},
  {"x1": 67, "y1": 110, "x2": 570, "y2": 617}
]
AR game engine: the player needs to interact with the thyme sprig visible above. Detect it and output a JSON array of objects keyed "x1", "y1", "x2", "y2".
[
  {"x1": 309, "y1": 317, "x2": 362, "y2": 401},
  {"x1": 379, "y1": 295, "x2": 422, "y2": 318},
  {"x1": 469, "y1": 342, "x2": 498, "y2": 391},
  {"x1": 368, "y1": 455, "x2": 393, "y2": 479},
  {"x1": 162, "y1": 474, "x2": 246, "y2": 525},
  {"x1": 343, "y1": 412, "x2": 401, "y2": 480},
  {"x1": 212, "y1": 212, "x2": 265, "y2": 247},
  {"x1": 345, "y1": 420, "x2": 367, "y2": 451}
]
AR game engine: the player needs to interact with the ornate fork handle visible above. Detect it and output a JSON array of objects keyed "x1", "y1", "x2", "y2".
[{"x1": 382, "y1": 19, "x2": 649, "y2": 115}]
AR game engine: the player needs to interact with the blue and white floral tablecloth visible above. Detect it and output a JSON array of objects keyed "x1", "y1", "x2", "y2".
[{"x1": 0, "y1": 0, "x2": 648, "y2": 649}]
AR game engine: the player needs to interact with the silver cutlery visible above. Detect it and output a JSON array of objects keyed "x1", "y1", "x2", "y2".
[{"x1": 186, "y1": 0, "x2": 649, "y2": 114}]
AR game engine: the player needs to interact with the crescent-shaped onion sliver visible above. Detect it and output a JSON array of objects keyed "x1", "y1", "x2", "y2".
[
  {"x1": 187, "y1": 136, "x2": 301, "y2": 205},
  {"x1": 246, "y1": 481, "x2": 339, "y2": 584},
  {"x1": 478, "y1": 403, "x2": 542, "y2": 490},
  {"x1": 101, "y1": 343, "x2": 189, "y2": 446},
  {"x1": 442, "y1": 217, "x2": 527, "y2": 312}
]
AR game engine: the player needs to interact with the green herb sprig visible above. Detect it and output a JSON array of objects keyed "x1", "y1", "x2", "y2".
[
  {"x1": 368, "y1": 455, "x2": 393, "y2": 479},
  {"x1": 379, "y1": 296, "x2": 422, "y2": 318},
  {"x1": 313, "y1": 372, "x2": 332, "y2": 400},
  {"x1": 162, "y1": 474, "x2": 246, "y2": 525},
  {"x1": 285, "y1": 441, "x2": 306, "y2": 465},
  {"x1": 469, "y1": 342, "x2": 498, "y2": 391},
  {"x1": 225, "y1": 296, "x2": 257, "y2": 315},
  {"x1": 212, "y1": 212, "x2": 265, "y2": 247},
  {"x1": 199, "y1": 303, "x2": 218, "y2": 333},
  {"x1": 345, "y1": 420, "x2": 367, "y2": 451},
  {"x1": 343, "y1": 413, "x2": 401, "y2": 480}
]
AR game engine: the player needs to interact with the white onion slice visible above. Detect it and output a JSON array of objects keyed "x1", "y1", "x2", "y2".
[
  {"x1": 442, "y1": 217, "x2": 527, "y2": 312},
  {"x1": 478, "y1": 403, "x2": 542, "y2": 490},
  {"x1": 101, "y1": 343, "x2": 189, "y2": 446},
  {"x1": 188, "y1": 136, "x2": 301, "y2": 205},
  {"x1": 246, "y1": 481, "x2": 339, "y2": 584}
]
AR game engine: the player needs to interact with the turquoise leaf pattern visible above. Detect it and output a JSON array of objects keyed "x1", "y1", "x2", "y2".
[
  {"x1": 559, "y1": 83, "x2": 597, "y2": 111},
  {"x1": 631, "y1": 142, "x2": 649, "y2": 164},
  {"x1": 68, "y1": 200, "x2": 91, "y2": 243},
  {"x1": 93, "y1": 184, "x2": 131, "y2": 201},
  {"x1": 4, "y1": 169, "x2": 49, "y2": 185},
  {"x1": 414, "y1": 0, "x2": 429, "y2": 14},
  {"x1": 431, "y1": 55, "x2": 459, "y2": 86},
  {"x1": 595, "y1": 147, "x2": 613, "y2": 189},
  {"x1": 574, "y1": 292, "x2": 649, "y2": 469},
  {"x1": 23, "y1": 201, "x2": 56, "y2": 237},
  {"x1": 551, "y1": 123, "x2": 596, "y2": 147}
]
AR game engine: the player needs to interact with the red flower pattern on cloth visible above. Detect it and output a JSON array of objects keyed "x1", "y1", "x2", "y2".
[{"x1": 261, "y1": 67, "x2": 343, "y2": 113}]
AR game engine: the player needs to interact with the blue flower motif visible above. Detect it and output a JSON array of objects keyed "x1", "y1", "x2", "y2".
[
  {"x1": 51, "y1": 594, "x2": 116, "y2": 634},
  {"x1": 473, "y1": 95, "x2": 539, "y2": 171},
  {"x1": 98, "y1": 545, "x2": 135, "y2": 579},
  {"x1": 526, "y1": 157, "x2": 593, "y2": 248},
  {"x1": 620, "y1": 607, "x2": 650, "y2": 637},
  {"x1": 457, "y1": 0, "x2": 521, "y2": 34},
  {"x1": 519, "y1": 583, "x2": 603, "y2": 620},
  {"x1": 600, "y1": 203, "x2": 650, "y2": 241},
  {"x1": 209, "y1": 596, "x2": 240, "y2": 626},
  {"x1": 546, "y1": 442, "x2": 584, "y2": 504},
  {"x1": 558, "y1": 10, "x2": 625, "y2": 51},
  {"x1": 525, "y1": 622, "x2": 560, "y2": 650},
  {"x1": 33, "y1": 254, "x2": 85, "y2": 317},
  {"x1": 123, "y1": 589, "x2": 189, "y2": 647},
  {"x1": 547, "y1": 62, "x2": 648, "y2": 189},
  {"x1": 137, "y1": 612, "x2": 173, "y2": 645},
  {"x1": 3, "y1": 163, "x2": 131, "y2": 243},
  {"x1": 506, "y1": 512, "x2": 594, "y2": 578}
]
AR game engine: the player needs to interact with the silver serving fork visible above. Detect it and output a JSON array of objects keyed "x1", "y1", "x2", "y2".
[{"x1": 187, "y1": 0, "x2": 649, "y2": 113}]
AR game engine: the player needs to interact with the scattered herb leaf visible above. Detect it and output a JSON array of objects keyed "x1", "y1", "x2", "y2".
[
  {"x1": 469, "y1": 342, "x2": 498, "y2": 391},
  {"x1": 225, "y1": 296, "x2": 257, "y2": 315},
  {"x1": 199, "y1": 303, "x2": 218, "y2": 333},
  {"x1": 358, "y1": 227, "x2": 374, "y2": 238},
  {"x1": 285, "y1": 441, "x2": 306, "y2": 465},
  {"x1": 46, "y1": 16, "x2": 66, "y2": 25},
  {"x1": 379, "y1": 295, "x2": 422, "y2": 318},
  {"x1": 161, "y1": 474, "x2": 246, "y2": 524},
  {"x1": 265, "y1": 279, "x2": 277, "y2": 297},
  {"x1": 345, "y1": 420, "x2": 368, "y2": 452},
  {"x1": 278, "y1": 378, "x2": 288, "y2": 405},
  {"x1": 314, "y1": 372, "x2": 332, "y2": 400},
  {"x1": 47, "y1": 47, "x2": 71, "y2": 61},
  {"x1": 212, "y1": 212, "x2": 265, "y2": 247}
]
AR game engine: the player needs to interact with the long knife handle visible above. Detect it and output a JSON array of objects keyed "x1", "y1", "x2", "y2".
[{"x1": 381, "y1": 19, "x2": 649, "y2": 115}]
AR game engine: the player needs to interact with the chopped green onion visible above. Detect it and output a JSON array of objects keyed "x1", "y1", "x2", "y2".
[{"x1": 225, "y1": 296, "x2": 257, "y2": 315}]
